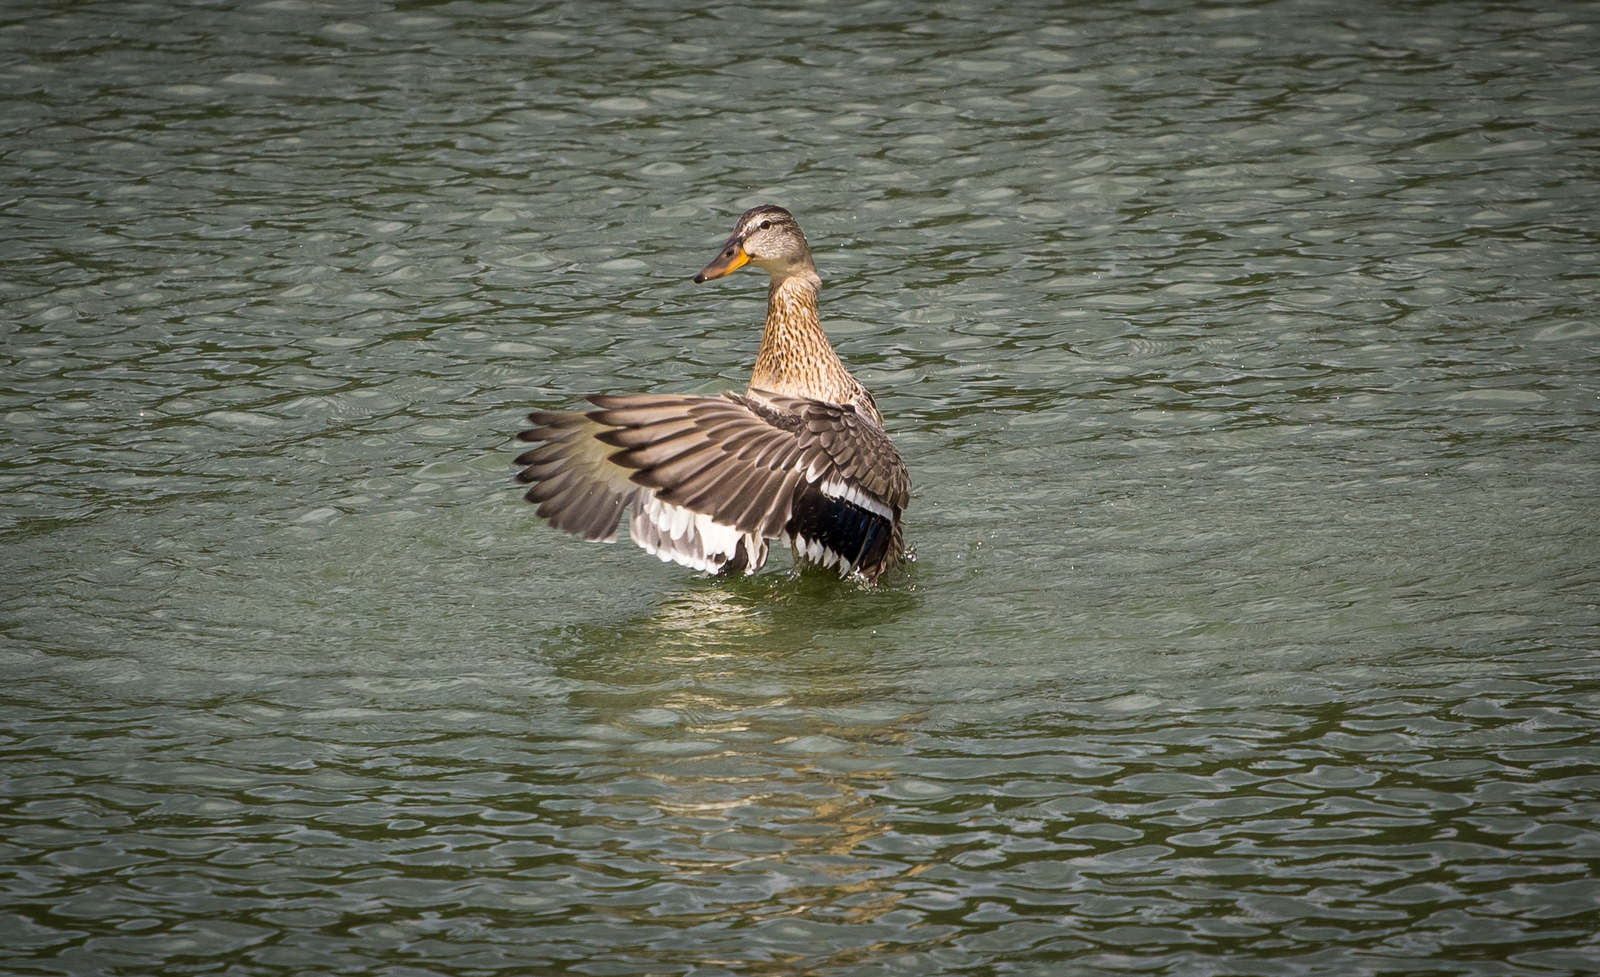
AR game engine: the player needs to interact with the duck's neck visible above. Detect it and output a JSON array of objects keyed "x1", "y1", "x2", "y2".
[{"x1": 749, "y1": 272, "x2": 876, "y2": 419}]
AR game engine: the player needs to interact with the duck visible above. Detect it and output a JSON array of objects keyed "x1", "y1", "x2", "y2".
[{"x1": 514, "y1": 205, "x2": 910, "y2": 584}]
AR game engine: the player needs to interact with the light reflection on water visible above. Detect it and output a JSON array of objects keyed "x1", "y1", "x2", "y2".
[{"x1": 3, "y1": 0, "x2": 1599, "y2": 974}]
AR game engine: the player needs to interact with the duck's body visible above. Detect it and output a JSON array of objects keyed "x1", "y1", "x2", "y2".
[{"x1": 515, "y1": 206, "x2": 909, "y2": 583}]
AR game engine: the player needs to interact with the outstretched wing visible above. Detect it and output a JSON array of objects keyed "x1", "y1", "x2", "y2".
[
  {"x1": 516, "y1": 390, "x2": 909, "y2": 579},
  {"x1": 589, "y1": 390, "x2": 909, "y2": 578}
]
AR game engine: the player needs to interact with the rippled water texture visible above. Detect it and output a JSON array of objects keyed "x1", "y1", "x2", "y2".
[{"x1": 3, "y1": 1, "x2": 1599, "y2": 975}]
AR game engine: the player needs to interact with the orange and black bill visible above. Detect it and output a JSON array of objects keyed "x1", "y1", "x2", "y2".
[{"x1": 693, "y1": 236, "x2": 749, "y2": 283}]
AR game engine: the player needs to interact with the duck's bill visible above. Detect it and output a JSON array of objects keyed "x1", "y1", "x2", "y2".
[{"x1": 693, "y1": 242, "x2": 749, "y2": 283}]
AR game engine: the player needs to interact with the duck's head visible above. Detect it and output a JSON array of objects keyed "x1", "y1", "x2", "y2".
[{"x1": 694, "y1": 205, "x2": 815, "y2": 284}]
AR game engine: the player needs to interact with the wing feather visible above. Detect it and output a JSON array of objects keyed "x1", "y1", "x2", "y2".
[
  {"x1": 672, "y1": 459, "x2": 760, "y2": 515},
  {"x1": 597, "y1": 415, "x2": 701, "y2": 449},
  {"x1": 625, "y1": 439, "x2": 725, "y2": 488}
]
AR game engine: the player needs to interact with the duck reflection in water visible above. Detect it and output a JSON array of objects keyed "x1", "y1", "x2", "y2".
[{"x1": 540, "y1": 581, "x2": 923, "y2": 940}]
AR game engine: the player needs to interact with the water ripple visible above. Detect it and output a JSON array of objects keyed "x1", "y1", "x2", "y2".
[{"x1": 4, "y1": 0, "x2": 1599, "y2": 974}]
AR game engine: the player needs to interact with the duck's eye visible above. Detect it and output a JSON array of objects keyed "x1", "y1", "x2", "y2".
[{"x1": 759, "y1": 220, "x2": 771, "y2": 230}]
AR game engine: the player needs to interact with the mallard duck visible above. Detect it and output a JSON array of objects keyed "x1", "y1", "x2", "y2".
[{"x1": 514, "y1": 205, "x2": 909, "y2": 583}]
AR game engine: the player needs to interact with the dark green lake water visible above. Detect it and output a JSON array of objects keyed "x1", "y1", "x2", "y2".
[{"x1": 2, "y1": 2, "x2": 1598, "y2": 975}]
